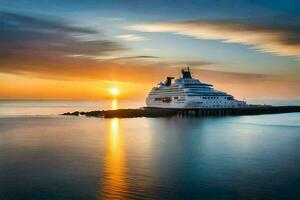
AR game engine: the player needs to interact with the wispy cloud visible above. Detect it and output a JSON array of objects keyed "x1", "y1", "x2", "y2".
[
  {"x1": 130, "y1": 20, "x2": 300, "y2": 58},
  {"x1": 0, "y1": 12, "x2": 126, "y2": 61},
  {"x1": 0, "y1": 12, "x2": 215, "y2": 83},
  {"x1": 1, "y1": 12, "x2": 299, "y2": 98},
  {"x1": 116, "y1": 34, "x2": 147, "y2": 41}
]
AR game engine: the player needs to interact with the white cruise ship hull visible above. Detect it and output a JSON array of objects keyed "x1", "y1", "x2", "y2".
[{"x1": 146, "y1": 95, "x2": 247, "y2": 109}]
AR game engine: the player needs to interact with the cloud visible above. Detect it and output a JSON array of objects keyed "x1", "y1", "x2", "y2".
[
  {"x1": 130, "y1": 20, "x2": 300, "y2": 58},
  {"x1": 116, "y1": 34, "x2": 147, "y2": 41},
  {"x1": 0, "y1": 12, "x2": 126, "y2": 62},
  {"x1": 0, "y1": 12, "x2": 214, "y2": 83},
  {"x1": 1, "y1": 12, "x2": 299, "y2": 99},
  {"x1": 0, "y1": 12, "x2": 98, "y2": 34},
  {"x1": 0, "y1": 56, "x2": 272, "y2": 84},
  {"x1": 104, "y1": 55, "x2": 159, "y2": 61}
]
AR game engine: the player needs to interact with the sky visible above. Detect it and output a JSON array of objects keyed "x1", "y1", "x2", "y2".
[{"x1": 0, "y1": 0, "x2": 300, "y2": 99}]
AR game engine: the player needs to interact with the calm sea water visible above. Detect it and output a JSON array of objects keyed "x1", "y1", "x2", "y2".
[{"x1": 0, "y1": 100, "x2": 300, "y2": 199}]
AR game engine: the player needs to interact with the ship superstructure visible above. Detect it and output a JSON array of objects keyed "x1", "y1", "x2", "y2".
[{"x1": 146, "y1": 67, "x2": 247, "y2": 109}]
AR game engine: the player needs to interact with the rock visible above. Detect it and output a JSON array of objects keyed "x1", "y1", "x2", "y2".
[{"x1": 61, "y1": 106, "x2": 300, "y2": 118}]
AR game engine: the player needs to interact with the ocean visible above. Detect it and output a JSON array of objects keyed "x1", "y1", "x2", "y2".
[{"x1": 0, "y1": 100, "x2": 300, "y2": 199}]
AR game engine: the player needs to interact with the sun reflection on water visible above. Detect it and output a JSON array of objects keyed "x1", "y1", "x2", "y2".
[
  {"x1": 101, "y1": 118, "x2": 127, "y2": 199},
  {"x1": 111, "y1": 99, "x2": 118, "y2": 110}
]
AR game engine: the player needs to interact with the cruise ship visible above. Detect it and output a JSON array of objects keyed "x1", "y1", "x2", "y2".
[{"x1": 146, "y1": 67, "x2": 247, "y2": 109}]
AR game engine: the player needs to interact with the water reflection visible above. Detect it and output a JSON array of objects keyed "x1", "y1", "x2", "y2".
[
  {"x1": 111, "y1": 99, "x2": 118, "y2": 110},
  {"x1": 101, "y1": 118, "x2": 127, "y2": 199},
  {"x1": 1, "y1": 112, "x2": 300, "y2": 199}
]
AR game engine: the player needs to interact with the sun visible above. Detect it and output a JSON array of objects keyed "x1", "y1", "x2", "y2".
[{"x1": 110, "y1": 87, "x2": 120, "y2": 96}]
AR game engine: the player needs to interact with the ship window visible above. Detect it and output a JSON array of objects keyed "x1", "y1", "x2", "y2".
[{"x1": 155, "y1": 97, "x2": 163, "y2": 101}]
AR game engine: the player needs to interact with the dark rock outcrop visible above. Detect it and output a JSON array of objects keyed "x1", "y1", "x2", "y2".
[{"x1": 61, "y1": 106, "x2": 300, "y2": 118}]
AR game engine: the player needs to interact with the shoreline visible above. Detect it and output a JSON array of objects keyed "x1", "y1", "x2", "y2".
[{"x1": 62, "y1": 106, "x2": 300, "y2": 118}]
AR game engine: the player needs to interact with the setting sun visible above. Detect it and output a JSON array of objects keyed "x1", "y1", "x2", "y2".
[{"x1": 110, "y1": 87, "x2": 120, "y2": 96}]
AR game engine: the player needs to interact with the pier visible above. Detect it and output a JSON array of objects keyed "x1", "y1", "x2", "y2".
[{"x1": 62, "y1": 105, "x2": 300, "y2": 118}]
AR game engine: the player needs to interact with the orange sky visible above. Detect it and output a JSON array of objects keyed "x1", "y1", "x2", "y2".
[
  {"x1": 1, "y1": 66, "x2": 299, "y2": 100},
  {"x1": 0, "y1": 73, "x2": 150, "y2": 100}
]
